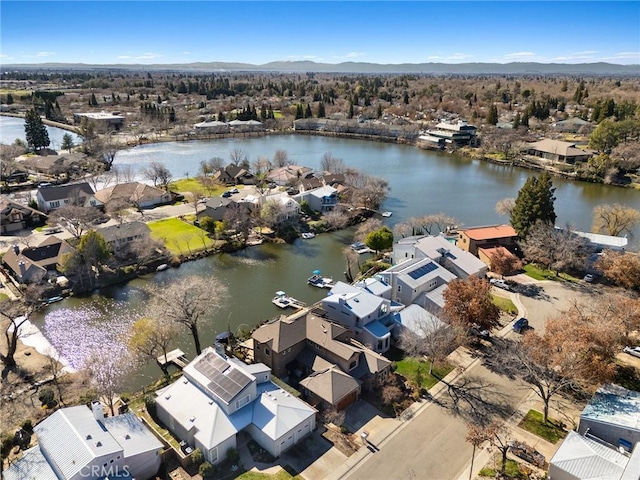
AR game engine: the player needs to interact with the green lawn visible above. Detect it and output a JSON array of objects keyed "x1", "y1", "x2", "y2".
[
  {"x1": 394, "y1": 356, "x2": 453, "y2": 390},
  {"x1": 148, "y1": 218, "x2": 214, "y2": 255},
  {"x1": 479, "y1": 457, "x2": 523, "y2": 478},
  {"x1": 523, "y1": 264, "x2": 580, "y2": 283},
  {"x1": 518, "y1": 409, "x2": 567, "y2": 444},
  {"x1": 235, "y1": 470, "x2": 301, "y2": 480},
  {"x1": 491, "y1": 294, "x2": 518, "y2": 314}
]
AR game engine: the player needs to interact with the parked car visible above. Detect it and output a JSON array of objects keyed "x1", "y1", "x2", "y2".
[
  {"x1": 470, "y1": 323, "x2": 490, "y2": 339},
  {"x1": 513, "y1": 317, "x2": 529, "y2": 334},
  {"x1": 221, "y1": 191, "x2": 231, "y2": 198},
  {"x1": 490, "y1": 278, "x2": 512, "y2": 292},
  {"x1": 624, "y1": 346, "x2": 640, "y2": 358},
  {"x1": 583, "y1": 273, "x2": 596, "y2": 283},
  {"x1": 229, "y1": 188, "x2": 239, "y2": 194}
]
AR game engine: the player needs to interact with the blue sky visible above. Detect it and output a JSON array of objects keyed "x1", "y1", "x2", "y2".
[{"x1": 1, "y1": 1, "x2": 639, "y2": 65}]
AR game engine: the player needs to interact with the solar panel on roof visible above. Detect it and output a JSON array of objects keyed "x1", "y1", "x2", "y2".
[
  {"x1": 408, "y1": 262, "x2": 438, "y2": 280},
  {"x1": 194, "y1": 351, "x2": 251, "y2": 403}
]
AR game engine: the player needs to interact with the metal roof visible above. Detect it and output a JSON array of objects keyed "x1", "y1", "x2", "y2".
[
  {"x1": 581, "y1": 384, "x2": 640, "y2": 432},
  {"x1": 414, "y1": 235, "x2": 487, "y2": 276},
  {"x1": 103, "y1": 413, "x2": 163, "y2": 458},
  {"x1": 34, "y1": 405, "x2": 122, "y2": 479},
  {"x1": 3, "y1": 446, "x2": 58, "y2": 480},
  {"x1": 37, "y1": 182, "x2": 94, "y2": 201},
  {"x1": 251, "y1": 385, "x2": 317, "y2": 441}
]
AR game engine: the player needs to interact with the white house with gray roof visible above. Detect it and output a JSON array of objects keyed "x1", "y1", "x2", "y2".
[
  {"x1": 4, "y1": 404, "x2": 162, "y2": 480},
  {"x1": 155, "y1": 347, "x2": 316, "y2": 465},
  {"x1": 36, "y1": 182, "x2": 102, "y2": 213},
  {"x1": 323, "y1": 282, "x2": 396, "y2": 353},
  {"x1": 392, "y1": 234, "x2": 488, "y2": 278},
  {"x1": 376, "y1": 257, "x2": 457, "y2": 312}
]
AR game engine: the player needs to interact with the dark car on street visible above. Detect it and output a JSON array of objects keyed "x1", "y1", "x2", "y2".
[{"x1": 513, "y1": 317, "x2": 529, "y2": 334}]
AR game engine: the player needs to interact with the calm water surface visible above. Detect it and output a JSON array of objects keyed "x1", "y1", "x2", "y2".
[
  {"x1": 0, "y1": 116, "x2": 81, "y2": 149},
  {"x1": 7, "y1": 117, "x2": 637, "y2": 390}
]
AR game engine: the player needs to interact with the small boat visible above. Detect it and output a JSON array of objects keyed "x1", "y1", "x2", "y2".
[
  {"x1": 301, "y1": 232, "x2": 316, "y2": 239},
  {"x1": 44, "y1": 296, "x2": 64, "y2": 305},
  {"x1": 381, "y1": 211, "x2": 393, "y2": 217},
  {"x1": 156, "y1": 264, "x2": 169, "y2": 271},
  {"x1": 350, "y1": 242, "x2": 372, "y2": 254},
  {"x1": 307, "y1": 271, "x2": 335, "y2": 289}
]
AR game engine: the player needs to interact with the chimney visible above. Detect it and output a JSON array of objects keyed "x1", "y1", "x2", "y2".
[
  {"x1": 91, "y1": 401, "x2": 104, "y2": 422},
  {"x1": 18, "y1": 261, "x2": 26, "y2": 277}
]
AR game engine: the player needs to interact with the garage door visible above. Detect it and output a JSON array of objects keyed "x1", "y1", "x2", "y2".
[
  {"x1": 279, "y1": 434, "x2": 295, "y2": 454},
  {"x1": 297, "y1": 422, "x2": 311, "y2": 441}
]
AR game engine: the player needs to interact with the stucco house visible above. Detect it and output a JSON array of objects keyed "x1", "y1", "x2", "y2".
[
  {"x1": 73, "y1": 112, "x2": 125, "y2": 130},
  {"x1": 0, "y1": 198, "x2": 46, "y2": 235},
  {"x1": 36, "y1": 182, "x2": 102, "y2": 213},
  {"x1": 4, "y1": 404, "x2": 163, "y2": 480},
  {"x1": 155, "y1": 347, "x2": 316, "y2": 465},
  {"x1": 267, "y1": 165, "x2": 314, "y2": 186},
  {"x1": 194, "y1": 120, "x2": 230, "y2": 134},
  {"x1": 261, "y1": 192, "x2": 301, "y2": 222},
  {"x1": 456, "y1": 225, "x2": 518, "y2": 256},
  {"x1": 94, "y1": 182, "x2": 171, "y2": 210},
  {"x1": 213, "y1": 164, "x2": 255, "y2": 185}
]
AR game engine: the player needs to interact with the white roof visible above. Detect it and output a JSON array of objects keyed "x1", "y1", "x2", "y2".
[
  {"x1": 252, "y1": 386, "x2": 317, "y2": 441},
  {"x1": 325, "y1": 282, "x2": 387, "y2": 319},
  {"x1": 395, "y1": 304, "x2": 446, "y2": 337},
  {"x1": 156, "y1": 377, "x2": 238, "y2": 450},
  {"x1": 573, "y1": 230, "x2": 628, "y2": 249},
  {"x1": 103, "y1": 412, "x2": 163, "y2": 458},
  {"x1": 306, "y1": 185, "x2": 338, "y2": 200},
  {"x1": 354, "y1": 277, "x2": 393, "y2": 297},
  {"x1": 414, "y1": 235, "x2": 487, "y2": 276},
  {"x1": 194, "y1": 120, "x2": 227, "y2": 127},
  {"x1": 35, "y1": 406, "x2": 122, "y2": 479},
  {"x1": 75, "y1": 112, "x2": 124, "y2": 120},
  {"x1": 3, "y1": 446, "x2": 58, "y2": 480},
  {"x1": 581, "y1": 384, "x2": 640, "y2": 432},
  {"x1": 381, "y1": 257, "x2": 456, "y2": 290},
  {"x1": 550, "y1": 431, "x2": 629, "y2": 480}
]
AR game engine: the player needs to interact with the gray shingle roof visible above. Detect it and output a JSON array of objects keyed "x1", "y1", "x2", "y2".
[{"x1": 37, "y1": 182, "x2": 94, "y2": 201}]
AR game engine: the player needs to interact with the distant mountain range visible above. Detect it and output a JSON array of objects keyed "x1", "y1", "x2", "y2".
[{"x1": 2, "y1": 61, "x2": 638, "y2": 75}]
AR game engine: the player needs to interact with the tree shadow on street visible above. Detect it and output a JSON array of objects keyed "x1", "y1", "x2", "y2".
[{"x1": 439, "y1": 374, "x2": 515, "y2": 425}]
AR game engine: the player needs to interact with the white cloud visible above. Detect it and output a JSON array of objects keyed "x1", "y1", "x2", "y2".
[
  {"x1": 36, "y1": 51, "x2": 56, "y2": 57},
  {"x1": 611, "y1": 51, "x2": 640, "y2": 59},
  {"x1": 117, "y1": 55, "x2": 133, "y2": 59},
  {"x1": 427, "y1": 53, "x2": 474, "y2": 61},
  {"x1": 181, "y1": 51, "x2": 191, "y2": 55},
  {"x1": 136, "y1": 53, "x2": 163, "y2": 60},
  {"x1": 286, "y1": 55, "x2": 323, "y2": 61},
  {"x1": 504, "y1": 51, "x2": 536, "y2": 59}
]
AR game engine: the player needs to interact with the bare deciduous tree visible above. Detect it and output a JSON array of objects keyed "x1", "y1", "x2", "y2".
[
  {"x1": 0, "y1": 300, "x2": 34, "y2": 368},
  {"x1": 520, "y1": 223, "x2": 591, "y2": 275},
  {"x1": 48, "y1": 205, "x2": 103, "y2": 239},
  {"x1": 495, "y1": 198, "x2": 515, "y2": 218},
  {"x1": 147, "y1": 277, "x2": 227, "y2": 355},
  {"x1": 129, "y1": 317, "x2": 179, "y2": 375},
  {"x1": 443, "y1": 277, "x2": 500, "y2": 331},
  {"x1": 273, "y1": 149, "x2": 289, "y2": 168},
  {"x1": 595, "y1": 250, "x2": 640, "y2": 291},
  {"x1": 592, "y1": 203, "x2": 640, "y2": 237},
  {"x1": 141, "y1": 161, "x2": 173, "y2": 190},
  {"x1": 320, "y1": 152, "x2": 346, "y2": 173}
]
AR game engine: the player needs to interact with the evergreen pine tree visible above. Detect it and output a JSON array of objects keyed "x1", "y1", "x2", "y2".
[
  {"x1": 295, "y1": 104, "x2": 304, "y2": 120},
  {"x1": 377, "y1": 104, "x2": 383, "y2": 118},
  {"x1": 6, "y1": 93, "x2": 13, "y2": 105},
  {"x1": 486, "y1": 104, "x2": 499, "y2": 125},
  {"x1": 304, "y1": 103, "x2": 312, "y2": 119},
  {"x1": 24, "y1": 109, "x2": 50, "y2": 151},
  {"x1": 513, "y1": 113, "x2": 521, "y2": 128},
  {"x1": 90, "y1": 93, "x2": 98, "y2": 106},
  {"x1": 510, "y1": 173, "x2": 556, "y2": 238},
  {"x1": 348, "y1": 102, "x2": 354, "y2": 119},
  {"x1": 61, "y1": 133, "x2": 75, "y2": 152},
  {"x1": 317, "y1": 102, "x2": 325, "y2": 118}
]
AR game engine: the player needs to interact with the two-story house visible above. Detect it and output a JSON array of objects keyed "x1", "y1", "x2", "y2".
[
  {"x1": 96, "y1": 221, "x2": 151, "y2": 249},
  {"x1": 0, "y1": 198, "x2": 46, "y2": 235},
  {"x1": 376, "y1": 257, "x2": 457, "y2": 313},
  {"x1": 2, "y1": 236, "x2": 74, "y2": 283},
  {"x1": 295, "y1": 185, "x2": 339, "y2": 213},
  {"x1": 456, "y1": 224, "x2": 518, "y2": 257},
  {"x1": 36, "y1": 182, "x2": 102, "y2": 213},
  {"x1": 155, "y1": 347, "x2": 316, "y2": 465},
  {"x1": 323, "y1": 282, "x2": 396, "y2": 353}
]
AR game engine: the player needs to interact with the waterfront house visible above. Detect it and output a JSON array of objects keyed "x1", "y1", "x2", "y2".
[
  {"x1": 456, "y1": 225, "x2": 518, "y2": 256},
  {"x1": 213, "y1": 164, "x2": 255, "y2": 185},
  {"x1": 96, "y1": 221, "x2": 151, "y2": 249},
  {"x1": 323, "y1": 282, "x2": 396, "y2": 353},
  {"x1": 94, "y1": 182, "x2": 171, "y2": 210},
  {"x1": 392, "y1": 234, "x2": 488, "y2": 278},
  {"x1": 155, "y1": 347, "x2": 316, "y2": 465},
  {"x1": 197, "y1": 197, "x2": 235, "y2": 222},
  {"x1": 571, "y1": 230, "x2": 628, "y2": 252},
  {"x1": 251, "y1": 308, "x2": 391, "y2": 410},
  {"x1": 267, "y1": 165, "x2": 314, "y2": 186},
  {"x1": 526, "y1": 139, "x2": 594, "y2": 163},
  {"x1": 36, "y1": 182, "x2": 102, "y2": 213},
  {"x1": 3, "y1": 404, "x2": 162, "y2": 480},
  {"x1": 2, "y1": 236, "x2": 74, "y2": 283},
  {"x1": 552, "y1": 117, "x2": 593, "y2": 134},
  {"x1": 295, "y1": 185, "x2": 339, "y2": 213},
  {"x1": 376, "y1": 257, "x2": 457, "y2": 312},
  {"x1": 20, "y1": 152, "x2": 87, "y2": 177},
  {"x1": 0, "y1": 198, "x2": 46, "y2": 235},
  {"x1": 73, "y1": 111, "x2": 125, "y2": 130},
  {"x1": 193, "y1": 120, "x2": 230, "y2": 134},
  {"x1": 261, "y1": 192, "x2": 301, "y2": 222},
  {"x1": 228, "y1": 119, "x2": 264, "y2": 133},
  {"x1": 419, "y1": 120, "x2": 477, "y2": 147}
]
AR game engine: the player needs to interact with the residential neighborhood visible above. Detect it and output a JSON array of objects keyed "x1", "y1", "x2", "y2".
[{"x1": 1, "y1": 14, "x2": 640, "y2": 479}]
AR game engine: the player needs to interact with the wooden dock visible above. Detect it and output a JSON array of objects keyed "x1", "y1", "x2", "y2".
[{"x1": 157, "y1": 349, "x2": 189, "y2": 369}]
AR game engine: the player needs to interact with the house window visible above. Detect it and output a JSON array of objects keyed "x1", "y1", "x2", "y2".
[
  {"x1": 235, "y1": 395, "x2": 250, "y2": 409},
  {"x1": 265, "y1": 348, "x2": 270, "y2": 356},
  {"x1": 50, "y1": 201, "x2": 60, "y2": 208},
  {"x1": 209, "y1": 446, "x2": 218, "y2": 463},
  {"x1": 90, "y1": 200, "x2": 96, "y2": 206},
  {"x1": 397, "y1": 285, "x2": 402, "y2": 293},
  {"x1": 63, "y1": 199, "x2": 70, "y2": 204},
  {"x1": 349, "y1": 361, "x2": 357, "y2": 370}
]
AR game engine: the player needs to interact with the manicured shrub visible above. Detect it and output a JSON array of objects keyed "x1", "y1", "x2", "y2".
[
  {"x1": 191, "y1": 448, "x2": 204, "y2": 467},
  {"x1": 226, "y1": 447, "x2": 239, "y2": 463},
  {"x1": 199, "y1": 461, "x2": 215, "y2": 478},
  {"x1": 38, "y1": 388, "x2": 54, "y2": 407},
  {"x1": 144, "y1": 394, "x2": 156, "y2": 417},
  {"x1": 21, "y1": 419, "x2": 33, "y2": 433}
]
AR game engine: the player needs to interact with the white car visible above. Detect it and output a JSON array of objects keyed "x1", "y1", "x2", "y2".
[
  {"x1": 624, "y1": 346, "x2": 640, "y2": 358},
  {"x1": 490, "y1": 278, "x2": 512, "y2": 291}
]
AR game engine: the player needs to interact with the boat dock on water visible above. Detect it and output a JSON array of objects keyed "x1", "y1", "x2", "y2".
[
  {"x1": 307, "y1": 270, "x2": 335, "y2": 289},
  {"x1": 350, "y1": 242, "x2": 374, "y2": 254},
  {"x1": 272, "y1": 291, "x2": 306, "y2": 309},
  {"x1": 156, "y1": 349, "x2": 189, "y2": 369}
]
